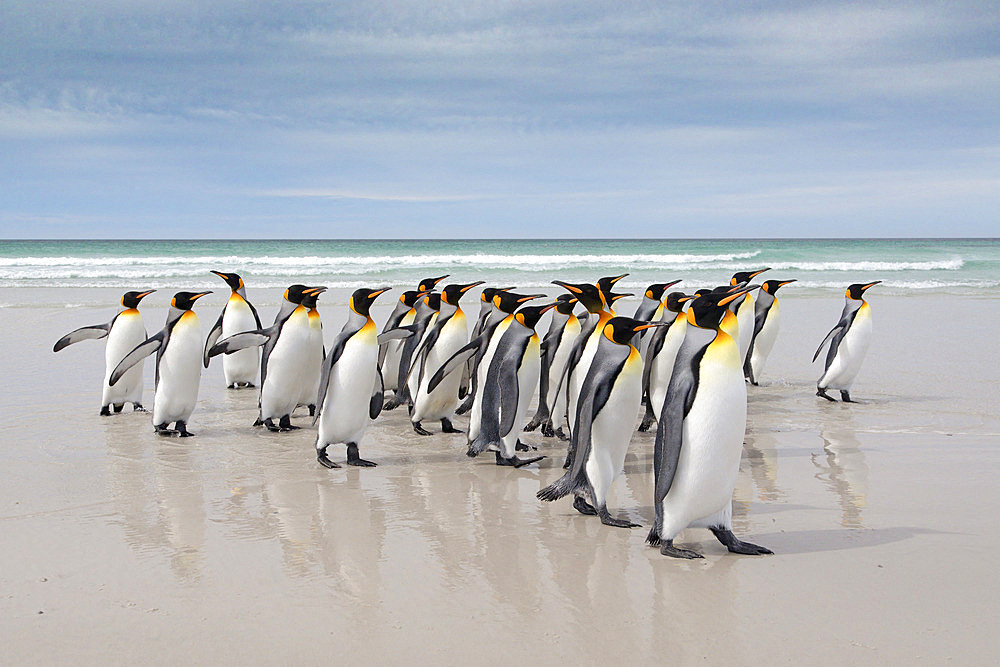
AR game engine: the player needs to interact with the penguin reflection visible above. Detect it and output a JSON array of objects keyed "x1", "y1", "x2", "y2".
[{"x1": 812, "y1": 428, "x2": 869, "y2": 528}]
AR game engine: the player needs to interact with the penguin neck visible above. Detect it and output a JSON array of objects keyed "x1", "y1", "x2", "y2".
[
  {"x1": 438, "y1": 301, "x2": 458, "y2": 321},
  {"x1": 841, "y1": 298, "x2": 864, "y2": 319},
  {"x1": 234, "y1": 287, "x2": 247, "y2": 300},
  {"x1": 165, "y1": 306, "x2": 186, "y2": 327},
  {"x1": 345, "y1": 308, "x2": 370, "y2": 330},
  {"x1": 756, "y1": 289, "x2": 775, "y2": 310},
  {"x1": 275, "y1": 299, "x2": 298, "y2": 323},
  {"x1": 548, "y1": 310, "x2": 570, "y2": 334}
]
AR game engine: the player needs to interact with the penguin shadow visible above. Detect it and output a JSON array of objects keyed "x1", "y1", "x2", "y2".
[
  {"x1": 745, "y1": 526, "x2": 945, "y2": 555},
  {"x1": 812, "y1": 427, "x2": 870, "y2": 529}
]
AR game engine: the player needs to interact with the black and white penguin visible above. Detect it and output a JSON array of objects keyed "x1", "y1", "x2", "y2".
[
  {"x1": 204, "y1": 271, "x2": 262, "y2": 389},
  {"x1": 744, "y1": 279, "x2": 796, "y2": 385},
  {"x1": 109, "y1": 291, "x2": 212, "y2": 436},
  {"x1": 297, "y1": 287, "x2": 327, "y2": 416},
  {"x1": 455, "y1": 286, "x2": 514, "y2": 415},
  {"x1": 632, "y1": 281, "x2": 681, "y2": 332},
  {"x1": 407, "y1": 281, "x2": 484, "y2": 435},
  {"x1": 314, "y1": 287, "x2": 397, "y2": 469},
  {"x1": 435, "y1": 303, "x2": 555, "y2": 467},
  {"x1": 206, "y1": 284, "x2": 323, "y2": 431},
  {"x1": 814, "y1": 281, "x2": 880, "y2": 402},
  {"x1": 645, "y1": 285, "x2": 773, "y2": 558},
  {"x1": 638, "y1": 291, "x2": 692, "y2": 431},
  {"x1": 596, "y1": 273, "x2": 629, "y2": 315},
  {"x1": 54, "y1": 289, "x2": 156, "y2": 415},
  {"x1": 729, "y1": 269, "x2": 770, "y2": 367},
  {"x1": 390, "y1": 291, "x2": 442, "y2": 410},
  {"x1": 537, "y1": 317, "x2": 663, "y2": 527},
  {"x1": 379, "y1": 288, "x2": 429, "y2": 407},
  {"x1": 524, "y1": 294, "x2": 581, "y2": 437}
]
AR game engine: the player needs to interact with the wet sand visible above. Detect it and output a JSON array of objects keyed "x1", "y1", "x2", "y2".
[{"x1": 2, "y1": 288, "x2": 999, "y2": 663}]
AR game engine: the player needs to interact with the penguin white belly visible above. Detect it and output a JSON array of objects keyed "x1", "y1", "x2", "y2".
[
  {"x1": 103, "y1": 311, "x2": 147, "y2": 407},
  {"x1": 749, "y1": 301, "x2": 779, "y2": 380},
  {"x1": 821, "y1": 305, "x2": 872, "y2": 391},
  {"x1": 648, "y1": 318, "x2": 687, "y2": 420},
  {"x1": 153, "y1": 312, "x2": 203, "y2": 425},
  {"x1": 547, "y1": 321, "x2": 580, "y2": 427},
  {"x1": 381, "y1": 311, "x2": 415, "y2": 393},
  {"x1": 221, "y1": 297, "x2": 259, "y2": 385},
  {"x1": 468, "y1": 318, "x2": 511, "y2": 441},
  {"x1": 318, "y1": 331, "x2": 377, "y2": 446},
  {"x1": 660, "y1": 338, "x2": 747, "y2": 538},
  {"x1": 736, "y1": 294, "x2": 754, "y2": 363},
  {"x1": 260, "y1": 309, "x2": 311, "y2": 420},
  {"x1": 500, "y1": 336, "x2": 540, "y2": 458},
  {"x1": 298, "y1": 314, "x2": 324, "y2": 406},
  {"x1": 585, "y1": 354, "x2": 642, "y2": 507},
  {"x1": 413, "y1": 314, "x2": 467, "y2": 422},
  {"x1": 406, "y1": 313, "x2": 438, "y2": 400},
  {"x1": 568, "y1": 327, "x2": 602, "y2": 435}
]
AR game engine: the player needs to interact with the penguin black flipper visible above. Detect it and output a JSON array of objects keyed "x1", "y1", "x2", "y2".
[
  {"x1": 649, "y1": 347, "x2": 700, "y2": 515},
  {"x1": 402, "y1": 320, "x2": 446, "y2": 390},
  {"x1": 370, "y1": 366, "x2": 385, "y2": 419},
  {"x1": 109, "y1": 330, "x2": 166, "y2": 386},
  {"x1": 813, "y1": 309, "x2": 855, "y2": 364},
  {"x1": 53, "y1": 321, "x2": 113, "y2": 352},
  {"x1": 203, "y1": 311, "x2": 226, "y2": 368},
  {"x1": 498, "y1": 341, "x2": 529, "y2": 438},
  {"x1": 312, "y1": 330, "x2": 352, "y2": 425},
  {"x1": 377, "y1": 325, "x2": 416, "y2": 346},
  {"x1": 640, "y1": 323, "x2": 670, "y2": 399},
  {"x1": 427, "y1": 336, "x2": 484, "y2": 394},
  {"x1": 248, "y1": 300, "x2": 263, "y2": 330}
]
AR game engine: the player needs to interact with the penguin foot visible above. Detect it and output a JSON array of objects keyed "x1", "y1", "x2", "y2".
[
  {"x1": 308, "y1": 404, "x2": 316, "y2": 417},
  {"x1": 278, "y1": 415, "x2": 299, "y2": 431},
  {"x1": 317, "y1": 449, "x2": 341, "y2": 469},
  {"x1": 515, "y1": 440, "x2": 537, "y2": 452},
  {"x1": 154, "y1": 423, "x2": 174, "y2": 436},
  {"x1": 346, "y1": 443, "x2": 376, "y2": 467},
  {"x1": 523, "y1": 417, "x2": 541, "y2": 432},
  {"x1": 113, "y1": 404, "x2": 124, "y2": 414},
  {"x1": 175, "y1": 421, "x2": 193, "y2": 438},
  {"x1": 133, "y1": 403, "x2": 147, "y2": 412},
  {"x1": 494, "y1": 451, "x2": 545, "y2": 468},
  {"x1": 573, "y1": 497, "x2": 598, "y2": 516},
  {"x1": 440, "y1": 418, "x2": 462, "y2": 434},
  {"x1": 659, "y1": 540, "x2": 704, "y2": 559},
  {"x1": 598, "y1": 507, "x2": 641, "y2": 529},
  {"x1": 816, "y1": 388, "x2": 837, "y2": 402},
  {"x1": 554, "y1": 428, "x2": 569, "y2": 441},
  {"x1": 228, "y1": 383, "x2": 239, "y2": 389},
  {"x1": 100, "y1": 406, "x2": 112, "y2": 416},
  {"x1": 637, "y1": 415, "x2": 656, "y2": 432},
  {"x1": 382, "y1": 398, "x2": 400, "y2": 411},
  {"x1": 455, "y1": 400, "x2": 473, "y2": 416},
  {"x1": 840, "y1": 391, "x2": 856, "y2": 403},
  {"x1": 263, "y1": 418, "x2": 282, "y2": 432},
  {"x1": 540, "y1": 421, "x2": 554, "y2": 438},
  {"x1": 252, "y1": 418, "x2": 264, "y2": 427},
  {"x1": 412, "y1": 422, "x2": 433, "y2": 436},
  {"x1": 710, "y1": 527, "x2": 773, "y2": 555}
]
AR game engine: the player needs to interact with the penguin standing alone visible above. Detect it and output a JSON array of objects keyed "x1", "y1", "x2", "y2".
[
  {"x1": 744, "y1": 279, "x2": 796, "y2": 385},
  {"x1": 646, "y1": 285, "x2": 773, "y2": 558},
  {"x1": 110, "y1": 291, "x2": 213, "y2": 437},
  {"x1": 204, "y1": 271, "x2": 262, "y2": 389},
  {"x1": 537, "y1": 317, "x2": 663, "y2": 528},
  {"x1": 54, "y1": 289, "x2": 156, "y2": 415},
  {"x1": 813, "y1": 281, "x2": 880, "y2": 402}
]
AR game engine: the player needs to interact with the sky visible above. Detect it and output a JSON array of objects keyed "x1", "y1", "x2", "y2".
[{"x1": 2, "y1": 1, "x2": 999, "y2": 239}]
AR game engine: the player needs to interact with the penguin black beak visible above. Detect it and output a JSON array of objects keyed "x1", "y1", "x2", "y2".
[
  {"x1": 190, "y1": 291, "x2": 213, "y2": 301},
  {"x1": 632, "y1": 322, "x2": 664, "y2": 332},
  {"x1": 307, "y1": 286, "x2": 328, "y2": 294},
  {"x1": 861, "y1": 281, "x2": 881, "y2": 291},
  {"x1": 210, "y1": 270, "x2": 230, "y2": 280},
  {"x1": 517, "y1": 294, "x2": 546, "y2": 303},
  {"x1": 136, "y1": 290, "x2": 156, "y2": 300},
  {"x1": 552, "y1": 280, "x2": 585, "y2": 294},
  {"x1": 540, "y1": 302, "x2": 559, "y2": 314},
  {"x1": 750, "y1": 268, "x2": 771, "y2": 279},
  {"x1": 660, "y1": 279, "x2": 682, "y2": 291},
  {"x1": 370, "y1": 287, "x2": 392, "y2": 299},
  {"x1": 603, "y1": 273, "x2": 628, "y2": 285},
  {"x1": 460, "y1": 281, "x2": 486, "y2": 293},
  {"x1": 429, "y1": 275, "x2": 449, "y2": 287},
  {"x1": 718, "y1": 284, "x2": 759, "y2": 306},
  {"x1": 780, "y1": 280, "x2": 797, "y2": 287},
  {"x1": 610, "y1": 292, "x2": 633, "y2": 302}
]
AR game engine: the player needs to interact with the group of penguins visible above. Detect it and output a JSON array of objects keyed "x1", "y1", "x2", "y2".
[{"x1": 54, "y1": 268, "x2": 880, "y2": 559}]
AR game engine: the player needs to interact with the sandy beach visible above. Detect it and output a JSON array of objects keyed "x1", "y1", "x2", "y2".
[{"x1": 2, "y1": 286, "x2": 999, "y2": 663}]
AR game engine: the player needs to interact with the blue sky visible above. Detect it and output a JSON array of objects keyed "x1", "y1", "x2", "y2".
[{"x1": 2, "y1": 1, "x2": 998, "y2": 238}]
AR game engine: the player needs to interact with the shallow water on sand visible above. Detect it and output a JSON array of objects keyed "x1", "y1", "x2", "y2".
[{"x1": 2, "y1": 287, "x2": 999, "y2": 662}]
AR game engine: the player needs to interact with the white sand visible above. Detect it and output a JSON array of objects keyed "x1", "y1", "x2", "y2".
[{"x1": 2, "y1": 287, "x2": 999, "y2": 663}]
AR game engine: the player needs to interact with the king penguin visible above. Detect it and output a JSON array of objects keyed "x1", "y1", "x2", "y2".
[
  {"x1": 524, "y1": 293, "x2": 580, "y2": 438},
  {"x1": 632, "y1": 281, "x2": 681, "y2": 351},
  {"x1": 455, "y1": 286, "x2": 516, "y2": 415},
  {"x1": 314, "y1": 287, "x2": 401, "y2": 469},
  {"x1": 638, "y1": 291, "x2": 692, "y2": 431},
  {"x1": 297, "y1": 287, "x2": 327, "y2": 416},
  {"x1": 54, "y1": 289, "x2": 156, "y2": 415},
  {"x1": 385, "y1": 280, "x2": 446, "y2": 410},
  {"x1": 537, "y1": 317, "x2": 663, "y2": 527},
  {"x1": 110, "y1": 291, "x2": 213, "y2": 437},
  {"x1": 744, "y1": 279, "x2": 796, "y2": 385},
  {"x1": 207, "y1": 284, "x2": 324, "y2": 431},
  {"x1": 407, "y1": 281, "x2": 484, "y2": 435},
  {"x1": 379, "y1": 288, "x2": 428, "y2": 407},
  {"x1": 645, "y1": 285, "x2": 773, "y2": 558},
  {"x1": 204, "y1": 271, "x2": 262, "y2": 389},
  {"x1": 813, "y1": 281, "x2": 880, "y2": 402},
  {"x1": 729, "y1": 269, "x2": 770, "y2": 369}
]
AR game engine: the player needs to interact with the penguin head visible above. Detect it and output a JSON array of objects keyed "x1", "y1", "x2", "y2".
[
  {"x1": 399, "y1": 289, "x2": 429, "y2": 308},
  {"x1": 597, "y1": 273, "x2": 628, "y2": 296},
  {"x1": 417, "y1": 275, "x2": 449, "y2": 292},
  {"x1": 762, "y1": 279, "x2": 796, "y2": 295},
  {"x1": 664, "y1": 292, "x2": 692, "y2": 313},
  {"x1": 731, "y1": 268, "x2": 770, "y2": 286},
  {"x1": 121, "y1": 290, "x2": 155, "y2": 309},
  {"x1": 554, "y1": 294, "x2": 577, "y2": 315},
  {"x1": 847, "y1": 281, "x2": 880, "y2": 300},
  {"x1": 350, "y1": 287, "x2": 391, "y2": 317},
  {"x1": 513, "y1": 303, "x2": 558, "y2": 330},
  {"x1": 694, "y1": 288, "x2": 713, "y2": 297},
  {"x1": 442, "y1": 281, "x2": 485, "y2": 306},
  {"x1": 284, "y1": 284, "x2": 316, "y2": 305},
  {"x1": 603, "y1": 317, "x2": 664, "y2": 345},
  {"x1": 210, "y1": 270, "x2": 244, "y2": 292},
  {"x1": 493, "y1": 291, "x2": 544, "y2": 314},
  {"x1": 644, "y1": 280, "x2": 682, "y2": 302},
  {"x1": 423, "y1": 292, "x2": 442, "y2": 311},
  {"x1": 607, "y1": 291, "x2": 634, "y2": 310},
  {"x1": 480, "y1": 286, "x2": 514, "y2": 304},
  {"x1": 301, "y1": 286, "x2": 327, "y2": 309},
  {"x1": 688, "y1": 285, "x2": 759, "y2": 329},
  {"x1": 552, "y1": 281, "x2": 604, "y2": 314},
  {"x1": 171, "y1": 291, "x2": 212, "y2": 311}
]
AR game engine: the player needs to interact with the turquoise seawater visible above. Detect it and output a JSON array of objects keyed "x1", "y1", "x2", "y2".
[{"x1": 0, "y1": 238, "x2": 997, "y2": 294}]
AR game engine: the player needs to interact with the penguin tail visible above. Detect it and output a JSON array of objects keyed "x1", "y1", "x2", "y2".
[{"x1": 536, "y1": 470, "x2": 586, "y2": 502}]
